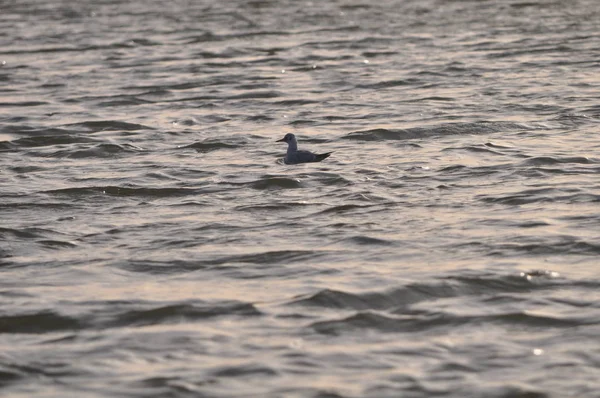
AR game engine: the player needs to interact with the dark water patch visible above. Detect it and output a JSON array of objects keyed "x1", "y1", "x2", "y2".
[
  {"x1": 477, "y1": 218, "x2": 551, "y2": 229},
  {"x1": 355, "y1": 79, "x2": 418, "y2": 90},
  {"x1": 246, "y1": 114, "x2": 275, "y2": 122},
  {"x1": 411, "y1": 96, "x2": 455, "y2": 102},
  {"x1": 311, "y1": 173, "x2": 350, "y2": 186},
  {"x1": 0, "y1": 202, "x2": 75, "y2": 210},
  {"x1": 37, "y1": 239, "x2": 77, "y2": 249},
  {"x1": 111, "y1": 302, "x2": 261, "y2": 327},
  {"x1": 520, "y1": 156, "x2": 595, "y2": 166},
  {"x1": 442, "y1": 145, "x2": 507, "y2": 156},
  {"x1": 345, "y1": 235, "x2": 394, "y2": 246},
  {"x1": 97, "y1": 96, "x2": 154, "y2": 107},
  {"x1": 193, "y1": 48, "x2": 250, "y2": 59},
  {"x1": 118, "y1": 250, "x2": 328, "y2": 274},
  {"x1": 275, "y1": 99, "x2": 321, "y2": 106},
  {"x1": 310, "y1": 307, "x2": 583, "y2": 336},
  {"x1": 234, "y1": 202, "x2": 311, "y2": 212},
  {"x1": 478, "y1": 190, "x2": 600, "y2": 206},
  {"x1": 361, "y1": 50, "x2": 400, "y2": 58},
  {"x1": 0, "y1": 367, "x2": 22, "y2": 387},
  {"x1": 438, "y1": 164, "x2": 506, "y2": 178},
  {"x1": 0, "y1": 311, "x2": 81, "y2": 334},
  {"x1": 4, "y1": 134, "x2": 97, "y2": 149},
  {"x1": 477, "y1": 188, "x2": 562, "y2": 206},
  {"x1": 0, "y1": 227, "x2": 58, "y2": 240},
  {"x1": 0, "y1": 141, "x2": 14, "y2": 150},
  {"x1": 439, "y1": 164, "x2": 468, "y2": 173},
  {"x1": 0, "y1": 101, "x2": 48, "y2": 107},
  {"x1": 44, "y1": 186, "x2": 199, "y2": 198},
  {"x1": 62, "y1": 120, "x2": 152, "y2": 132},
  {"x1": 47, "y1": 143, "x2": 144, "y2": 158},
  {"x1": 290, "y1": 289, "x2": 399, "y2": 311},
  {"x1": 228, "y1": 90, "x2": 282, "y2": 100},
  {"x1": 310, "y1": 312, "x2": 419, "y2": 335},
  {"x1": 292, "y1": 272, "x2": 563, "y2": 311},
  {"x1": 341, "y1": 128, "x2": 420, "y2": 141},
  {"x1": 0, "y1": 125, "x2": 77, "y2": 137},
  {"x1": 550, "y1": 113, "x2": 595, "y2": 127},
  {"x1": 8, "y1": 165, "x2": 45, "y2": 173},
  {"x1": 484, "y1": 142, "x2": 516, "y2": 149},
  {"x1": 567, "y1": 193, "x2": 600, "y2": 203},
  {"x1": 288, "y1": 119, "x2": 318, "y2": 126},
  {"x1": 248, "y1": 176, "x2": 304, "y2": 190},
  {"x1": 489, "y1": 239, "x2": 600, "y2": 256},
  {"x1": 112, "y1": 38, "x2": 161, "y2": 48},
  {"x1": 116, "y1": 259, "x2": 203, "y2": 274},
  {"x1": 180, "y1": 140, "x2": 243, "y2": 153},
  {"x1": 210, "y1": 363, "x2": 277, "y2": 378},
  {"x1": 342, "y1": 121, "x2": 533, "y2": 141},
  {"x1": 215, "y1": 250, "x2": 325, "y2": 267},
  {"x1": 316, "y1": 204, "x2": 374, "y2": 215}
]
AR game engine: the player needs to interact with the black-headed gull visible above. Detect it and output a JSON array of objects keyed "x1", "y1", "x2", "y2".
[{"x1": 276, "y1": 133, "x2": 332, "y2": 165}]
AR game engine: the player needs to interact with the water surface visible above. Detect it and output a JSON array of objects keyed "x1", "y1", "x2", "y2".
[{"x1": 1, "y1": 0, "x2": 600, "y2": 397}]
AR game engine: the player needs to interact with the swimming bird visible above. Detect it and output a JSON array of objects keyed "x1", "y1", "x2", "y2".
[{"x1": 276, "y1": 133, "x2": 332, "y2": 165}]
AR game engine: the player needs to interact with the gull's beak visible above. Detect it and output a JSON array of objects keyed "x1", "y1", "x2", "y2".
[{"x1": 276, "y1": 138, "x2": 286, "y2": 142}]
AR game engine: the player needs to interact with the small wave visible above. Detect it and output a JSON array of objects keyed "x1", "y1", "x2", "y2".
[
  {"x1": 228, "y1": 90, "x2": 282, "y2": 100},
  {"x1": 0, "y1": 202, "x2": 74, "y2": 210},
  {"x1": 46, "y1": 143, "x2": 144, "y2": 159},
  {"x1": 117, "y1": 250, "x2": 328, "y2": 275},
  {"x1": 111, "y1": 302, "x2": 261, "y2": 327},
  {"x1": 310, "y1": 307, "x2": 583, "y2": 336},
  {"x1": 245, "y1": 114, "x2": 275, "y2": 122},
  {"x1": 62, "y1": 120, "x2": 152, "y2": 132},
  {"x1": 291, "y1": 272, "x2": 564, "y2": 311},
  {"x1": 97, "y1": 96, "x2": 154, "y2": 107},
  {"x1": 520, "y1": 156, "x2": 595, "y2": 166},
  {"x1": 44, "y1": 186, "x2": 199, "y2": 198},
  {"x1": 234, "y1": 202, "x2": 311, "y2": 212},
  {"x1": 214, "y1": 250, "x2": 324, "y2": 266},
  {"x1": 4, "y1": 134, "x2": 97, "y2": 149},
  {"x1": 210, "y1": 364, "x2": 277, "y2": 378},
  {"x1": 476, "y1": 187, "x2": 560, "y2": 206},
  {"x1": 477, "y1": 188, "x2": 600, "y2": 206},
  {"x1": 312, "y1": 174, "x2": 351, "y2": 186},
  {"x1": 0, "y1": 125, "x2": 76, "y2": 136},
  {"x1": 0, "y1": 311, "x2": 81, "y2": 334},
  {"x1": 0, "y1": 227, "x2": 58, "y2": 240},
  {"x1": 111, "y1": 38, "x2": 161, "y2": 48},
  {"x1": 489, "y1": 239, "x2": 600, "y2": 256},
  {"x1": 316, "y1": 204, "x2": 374, "y2": 215},
  {"x1": 342, "y1": 121, "x2": 533, "y2": 141},
  {"x1": 36, "y1": 239, "x2": 77, "y2": 249},
  {"x1": 355, "y1": 79, "x2": 417, "y2": 89},
  {"x1": 290, "y1": 289, "x2": 397, "y2": 310},
  {"x1": 274, "y1": 99, "x2": 320, "y2": 106},
  {"x1": 310, "y1": 312, "x2": 415, "y2": 335},
  {"x1": 345, "y1": 235, "x2": 394, "y2": 246},
  {"x1": 442, "y1": 144, "x2": 507, "y2": 156},
  {"x1": 180, "y1": 140, "x2": 242, "y2": 153},
  {"x1": 0, "y1": 101, "x2": 47, "y2": 107},
  {"x1": 0, "y1": 367, "x2": 22, "y2": 386},
  {"x1": 248, "y1": 177, "x2": 304, "y2": 190}
]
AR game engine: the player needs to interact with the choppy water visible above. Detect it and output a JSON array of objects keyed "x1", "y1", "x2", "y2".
[{"x1": 2, "y1": 0, "x2": 600, "y2": 397}]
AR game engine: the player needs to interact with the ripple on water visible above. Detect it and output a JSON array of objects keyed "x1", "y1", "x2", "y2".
[{"x1": 341, "y1": 121, "x2": 535, "y2": 141}]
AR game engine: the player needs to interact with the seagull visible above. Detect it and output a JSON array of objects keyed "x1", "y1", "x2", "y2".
[{"x1": 276, "y1": 133, "x2": 332, "y2": 165}]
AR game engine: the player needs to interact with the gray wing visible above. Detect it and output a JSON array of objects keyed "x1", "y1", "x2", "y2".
[{"x1": 287, "y1": 150, "x2": 317, "y2": 164}]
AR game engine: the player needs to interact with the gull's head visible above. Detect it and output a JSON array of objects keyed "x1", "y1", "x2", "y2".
[{"x1": 276, "y1": 133, "x2": 296, "y2": 144}]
